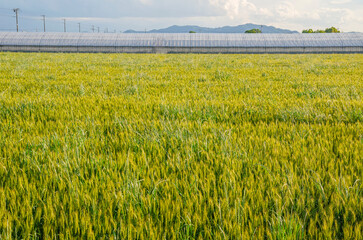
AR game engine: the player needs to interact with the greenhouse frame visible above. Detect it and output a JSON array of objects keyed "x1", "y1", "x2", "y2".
[{"x1": 0, "y1": 32, "x2": 362, "y2": 54}]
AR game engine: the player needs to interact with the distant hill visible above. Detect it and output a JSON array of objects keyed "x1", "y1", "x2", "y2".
[{"x1": 124, "y1": 24, "x2": 299, "y2": 34}]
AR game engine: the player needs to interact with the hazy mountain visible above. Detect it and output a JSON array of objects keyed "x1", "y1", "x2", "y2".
[{"x1": 124, "y1": 24, "x2": 299, "y2": 34}]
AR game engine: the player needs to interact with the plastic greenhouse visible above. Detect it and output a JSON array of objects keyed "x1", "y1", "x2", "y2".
[{"x1": 0, "y1": 32, "x2": 362, "y2": 53}]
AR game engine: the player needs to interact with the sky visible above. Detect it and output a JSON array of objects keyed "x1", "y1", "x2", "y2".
[{"x1": 0, "y1": 0, "x2": 362, "y2": 33}]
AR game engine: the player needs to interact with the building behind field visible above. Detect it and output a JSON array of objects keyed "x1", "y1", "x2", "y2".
[{"x1": 0, "y1": 32, "x2": 362, "y2": 54}]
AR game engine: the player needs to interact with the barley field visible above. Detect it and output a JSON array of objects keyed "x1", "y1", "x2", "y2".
[{"x1": 0, "y1": 53, "x2": 362, "y2": 239}]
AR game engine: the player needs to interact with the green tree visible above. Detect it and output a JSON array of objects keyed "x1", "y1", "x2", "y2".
[
  {"x1": 302, "y1": 27, "x2": 340, "y2": 33},
  {"x1": 245, "y1": 29, "x2": 262, "y2": 33},
  {"x1": 189, "y1": 31, "x2": 196, "y2": 33},
  {"x1": 302, "y1": 29, "x2": 314, "y2": 33},
  {"x1": 325, "y1": 27, "x2": 340, "y2": 33}
]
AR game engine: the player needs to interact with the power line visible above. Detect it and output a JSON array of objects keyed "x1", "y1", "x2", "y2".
[
  {"x1": 0, "y1": 10, "x2": 119, "y2": 33},
  {"x1": 0, "y1": 13, "x2": 14, "y2": 17}
]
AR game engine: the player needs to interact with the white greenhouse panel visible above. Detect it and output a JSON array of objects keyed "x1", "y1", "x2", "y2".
[
  {"x1": 39, "y1": 33, "x2": 80, "y2": 46},
  {"x1": 0, "y1": 32, "x2": 362, "y2": 53}
]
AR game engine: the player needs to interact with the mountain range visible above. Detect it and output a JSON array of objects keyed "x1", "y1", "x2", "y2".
[{"x1": 124, "y1": 24, "x2": 299, "y2": 34}]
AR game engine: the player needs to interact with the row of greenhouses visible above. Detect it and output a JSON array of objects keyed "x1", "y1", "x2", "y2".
[{"x1": 0, "y1": 32, "x2": 362, "y2": 53}]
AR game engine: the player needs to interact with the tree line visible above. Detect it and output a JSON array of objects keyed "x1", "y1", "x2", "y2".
[
  {"x1": 302, "y1": 27, "x2": 340, "y2": 33},
  {"x1": 188, "y1": 27, "x2": 341, "y2": 34}
]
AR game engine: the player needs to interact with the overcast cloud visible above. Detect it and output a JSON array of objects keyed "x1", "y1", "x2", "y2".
[{"x1": 0, "y1": 0, "x2": 362, "y2": 32}]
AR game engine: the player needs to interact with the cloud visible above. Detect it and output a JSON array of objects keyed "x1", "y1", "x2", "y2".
[
  {"x1": 330, "y1": 0, "x2": 352, "y2": 4},
  {"x1": 209, "y1": 0, "x2": 258, "y2": 18},
  {"x1": 1, "y1": 0, "x2": 362, "y2": 32},
  {"x1": 259, "y1": 8, "x2": 274, "y2": 17},
  {"x1": 139, "y1": 0, "x2": 153, "y2": 5},
  {"x1": 206, "y1": 0, "x2": 362, "y2": 32},
  {"x1": 275, "y1": 1, "x2": 300, "y2": 19}
]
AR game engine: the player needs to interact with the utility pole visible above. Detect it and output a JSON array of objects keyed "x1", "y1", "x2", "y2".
[
  {"x1": 63, "y1": 19, "x2": 66, "y2": 32},
  {"x1": 13, "y1": 8, "x2": 20, "y2": 32},
  {"x1": 92, "y1": 25, "x2": 95, "y2": 33},
  {"x1": 41, "y1": 15, "x2": 46, "y2": 32},
  {"x1": 78, "y1": 23, "x2": 81, "y2": 33}
]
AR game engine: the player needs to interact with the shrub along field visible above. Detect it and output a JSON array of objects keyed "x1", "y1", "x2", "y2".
[{"x1": 0, "y1": 53, "x2": 362, "y2": 239}]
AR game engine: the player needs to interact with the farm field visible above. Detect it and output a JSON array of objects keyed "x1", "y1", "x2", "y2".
[{"x1": 0, "y1": 53, "x2": 362, "y2": 239}]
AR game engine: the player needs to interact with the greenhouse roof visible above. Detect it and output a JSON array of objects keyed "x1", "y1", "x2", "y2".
[{"x1": 0, "y1": 32, "x2": 362, "y2": 48}]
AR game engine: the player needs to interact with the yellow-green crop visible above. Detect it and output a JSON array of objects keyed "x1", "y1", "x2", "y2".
[{"x1": 0, "y1": 53, "x2": 362, "y2": 239}]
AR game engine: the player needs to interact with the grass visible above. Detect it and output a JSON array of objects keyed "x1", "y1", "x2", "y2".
[{"x1": 0, "y1": 53, "x2": 362, "y2": 239}]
